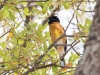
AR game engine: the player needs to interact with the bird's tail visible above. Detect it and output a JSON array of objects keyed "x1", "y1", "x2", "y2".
[
  {"x1": 56, "y1": 47, "x2": 66, "y2": 66},
  {"x1": 60, "y1": 58, "x2": 65, "y2": 66}
]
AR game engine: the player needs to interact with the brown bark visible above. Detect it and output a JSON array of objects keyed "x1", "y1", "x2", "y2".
[{"x1": 74, "y1": 1, "x2": 100, "y2": 75}]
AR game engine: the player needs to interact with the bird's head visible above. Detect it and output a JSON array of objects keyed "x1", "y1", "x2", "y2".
[{"x1": 48, "y1": 16, "x2": 60, "y2": 24}]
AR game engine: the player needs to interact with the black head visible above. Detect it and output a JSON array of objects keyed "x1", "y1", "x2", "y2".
[{"x1": 48, "y1": 16, "x2": 60, "y2": 24}]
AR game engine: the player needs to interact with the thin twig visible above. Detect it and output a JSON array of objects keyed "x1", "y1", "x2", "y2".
[
  {"x1": 65, "y1": 0, "x2": 83, "y2": 32},
  {"x1": 15, "y1": 7, "x2": 26, "y2": 25},
  {"x1": 65, "y1": 13, "x2": 75, "y2": 32},
  {"x1": 66, "y1": 34, "x2": 88, "y2": 37},
  {"x1": 54, "y1": 44, "x2": 71, "y2": 47},
  {"x1": 21, "y1": 0, "x2": 49, "y2": 2},
  {"x1": 76, "y1": 15, "x2": 81, "y2": 32},
  {"x1": 78, "y1": 8, "x2": 94, "y2": 12},
  {"x1": 71, "y1": 46, "x2": 81, "y2": 56},
  {"x1": 0, "y1": 29, "x2": 11, "y2": 38},
  {"x1": 61, "y1": 40, "x2": 80, "y2": 60}
]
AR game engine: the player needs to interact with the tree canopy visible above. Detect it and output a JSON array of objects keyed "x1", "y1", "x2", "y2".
[{"x1": 0, "y1": 0, "x2": 96, "y2": 75}]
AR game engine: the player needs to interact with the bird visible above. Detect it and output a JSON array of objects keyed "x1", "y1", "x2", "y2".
[{"x1": 48, "y1": 16, "x2": 67, "y2": 66}]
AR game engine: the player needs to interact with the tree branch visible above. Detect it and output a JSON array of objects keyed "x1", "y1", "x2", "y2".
[
  {"x1": 71, "y1": 46, "x2": 81, "y2": 56},
  {"x1": 22, "y1": 62, "x2": 75, "y2": 75},
  {"x1": 21, "y1": 0, "x2": 49, "y2": 2},
  {"x1": 22, "y1": 34, "x2": 66, "y2": 75},
  {"x1": 0, "y1": 29, "x2": 11, "y2": 38}
]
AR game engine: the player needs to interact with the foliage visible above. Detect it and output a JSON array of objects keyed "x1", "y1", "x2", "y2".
[{"x1": 0, "y1": 0, "x2": 95, "y2": 75}]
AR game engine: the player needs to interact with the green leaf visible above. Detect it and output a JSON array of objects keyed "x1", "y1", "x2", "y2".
[
  {"x1": 32, "y1": 23, "x2": 37, "y2": 28},
  {"x1": 36, "y1": 2, "x2": 43, "y2": 7},
  {"x1": 18, "y1": 39, "x2": 24, "y2": 45},
  {"x1": 3, "y1": 52, "x2": 11, "y2": 62},
  {"x1": 44, "y1": 32, "x2": 50, "y2": 38},
  {"x1": 27, "y1": 26, "x2": 31, "y2": 31},
  {"x1": 38, "y1": 24, "x2": 43, "y2": 32},
  {"x1": 63, "y1": 2, "x2": 71, "y2": 9},
  {"x1": 35, "y1": 25, "x2": 43, "y2": 38},
  {"x1": 9, "y1": 11, "x2": 15, "y2": 21},
  {"x1": 43, "y1": 42, "x2": 47, "y2": 51},
  {"x1": 85, "y1": 18, "x2": 92, "y2": 24},
  {"x1": 43, "y1": 0, "x2": 52, "y2": 13},
  {"x1": 0, "y1": 42, "x2": 6, "y2": 48},
  {"x1": 15, "y1": 21, "x2": 23, "y2": 29},
  {"x1": 36, "y1": 30, "x2": 42, "y2": 38},
  {"x1": 75, "y1": 11, "x2": 81, "y2": 17},
  {"x1": 68, "y1": 52, "x2": 79, "y2": 63},
  {"x1": 84, "y1": 18, "x2": 92, "y2": 33},
  {"x1": 12, "y1": 46, "x2": 20, "y2": 58},
  {"x1": 24, "y1": 7, "x2": 31, "y2": 16},
  {"x1": 32, "y1": 7, "x2": 41, "y2": 14},
  {"x1": 0, "y1": 50, "x2": 3, "y2": 56},
  {"x1": 52, "y1": 66, "x2": 58, "y2": 73},
  {"x1": 49, "y1": 48, "x2": 57, "y2": 56},
  {"x1": 26, "y1": 42, "x2": 33, "y2": 49},
  {"x1": 78, "y1": 24, "x2": 84, "y2": 29},
  {"x1": 81, "y1": 38, "x2": 86, "y2": 43},
  {"x1": 29, "y1": 21, "x2": 38, "y2": 29}
]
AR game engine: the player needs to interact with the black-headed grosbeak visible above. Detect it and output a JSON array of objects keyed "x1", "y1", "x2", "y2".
[{"x1": 48, "y1": 16, "x2": 67, "y2": 66}]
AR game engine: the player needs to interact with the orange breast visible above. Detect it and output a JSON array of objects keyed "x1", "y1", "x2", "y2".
[{"x1": 49, "y1": 22, "x2": 66, "y2": 43}]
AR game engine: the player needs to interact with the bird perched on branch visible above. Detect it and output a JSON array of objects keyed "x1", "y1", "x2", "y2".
[{"x1": 48, "y1": 16, "x2": 67, "y2": 66}]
